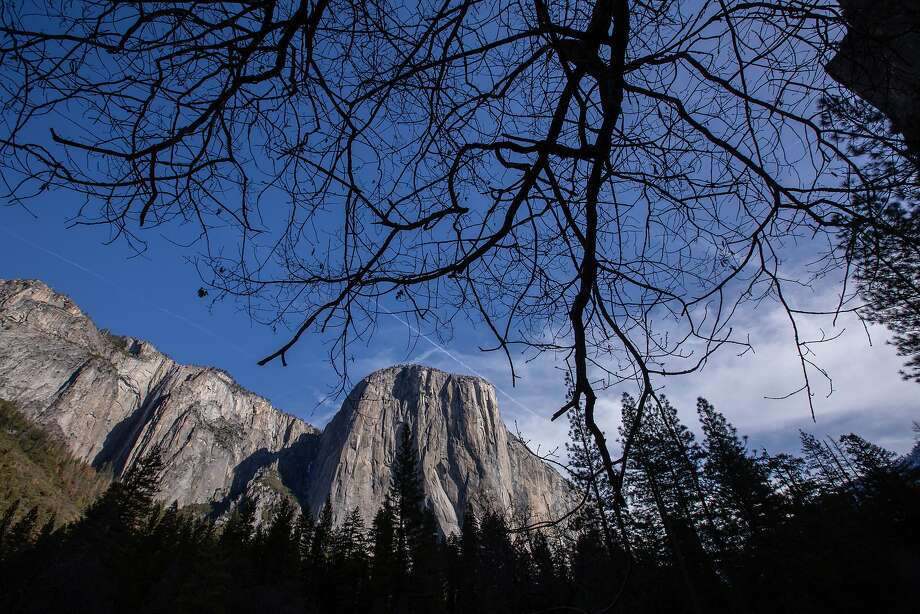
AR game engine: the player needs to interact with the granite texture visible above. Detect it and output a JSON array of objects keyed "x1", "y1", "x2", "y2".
[{"x1": 0, "y1": 279, "x2": 573, "y2": 533}]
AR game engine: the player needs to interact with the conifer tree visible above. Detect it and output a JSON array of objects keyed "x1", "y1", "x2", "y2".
[
  {"x1": 620, "y1": 394, "x2": 713, "y2": 614},
  {"x1": 220, "y1": 497, "x2": 257, "y2": 562},
  {"x1": 765, "y1": 452, "x2": 815, "y2": 508},
  {"x1": 697, "y1": 398, "x2": 777, "y2": 539},
  {"x1": 459, "y1": 506, "x2": 480, "y2": 572},
  {"x1": 478, "y1": 511, "x2": 518, "y2": 611},
  {"x1": 388, "y1": 424, "x2": 441, "y2": 609},
  {"x1": 565, "y1": 393, "x2": 616, "y2": 553},
  {"x1": 295, "y1": 507, "x2": 315, "y2": 569},
  {"x1": 0, "y1": 411, "x2": 918, "y2": 613},
  {"x1": 332, "y1": 507, "x2": 369, "y2": 611},
  {"x1": 799, "y1": 432, "x2": 857, "y2": 493},
  {"x1": 456, "y1": 507, "x2": 481, "y2": 613},
  {"x1": 391, "y1": 427, "x2": 426, "y2": 559},
  {"x1": 263, "y1": 498, "x2": 298, "y2": 580},
  {"x1": 370, "y1": 495, "x2": 397, "y2": 610},
  {"x1": 82, "y1": 448, "x2": 164, "y2": 538},
  {"x1": 390, "y1": 427, "x2": 423, "y2": 564},
  {"x1": 528, "y1": 531, "x2": 561, "y2": 607},
  {"x1": 839, "y1": 433, "x2": 897, "y2": 478},
  {"x1": 310, "y1": 498, "x2": 334, "y2": 571},
  {"x1": 570, "y1": 526, "x2": 616, "y2": 611},
  {"x1": 305, "y1": 498, "x2": 336, "y2": 610},
  {"x1": 152, "y1": 501, "x2": 181, "y2": 553}
]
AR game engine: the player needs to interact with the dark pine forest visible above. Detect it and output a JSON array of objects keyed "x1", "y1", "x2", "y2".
[{"x1": 1, "y1": 395, "x2": 917, "y2": 614}]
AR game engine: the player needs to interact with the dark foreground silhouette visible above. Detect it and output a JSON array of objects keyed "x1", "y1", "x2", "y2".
[{"x1": 0, "y1": 396, "x2": 917, "y2": 614}]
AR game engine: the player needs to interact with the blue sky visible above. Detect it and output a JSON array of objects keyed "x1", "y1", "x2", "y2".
[
  {"x1": 0, "y1": 1, "x2": 916, "y2": 460},
  {"x1": 0, "y1": 195, "x2": 535, "y2": 428},
  {"x1": 2, "y1": 194, "x2": 918, "y2": 457}
]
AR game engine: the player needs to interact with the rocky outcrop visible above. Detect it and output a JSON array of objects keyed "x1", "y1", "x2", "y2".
[
  {"x1": 308, "y1": 365, "x2": 573, "y2": 535},
  {"x1": 0, "y1": 279, "x2": 573, "y2": 533},
  {"x1": 827, "y1": 1, "x2": 920, "y2": 159},
  {"x1": 0, "y1": 279, "x2": 318, "y2": 511}
]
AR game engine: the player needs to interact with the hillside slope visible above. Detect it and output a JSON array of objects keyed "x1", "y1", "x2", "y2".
[{"x1": 0, "y1": 398, "x2": 109, "y2": 524}]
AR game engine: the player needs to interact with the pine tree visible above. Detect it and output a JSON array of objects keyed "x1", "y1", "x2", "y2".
[
  {"x1": 456, "y1": 507, "x2": 480, "y2": 612},
  {"x1": 620, "y1": 394, "x2": 713, "y2": 614},
  {"x1": 839, "y1": 433, "x2": 897, "y2": 478},
  {"x1": 82, "y1": 448, "x2": 164, "y2": 538},
  {"x1": 478, "y1": 510, "x2": 518, "y2": 612},
  {"x1": 310, "y1": 498, "x2": 334, "y2": 570},
  {"x1": 851, "y1": 198, "x2": 920, "y2": 382},
  {"x1": 390, "y1": 426, "x2": 425, "y2": 567},
  {"x1": 799, "y1": 432, "x2": 857, "y2": 494},
  {"x1": 388, "y1": 424, "x2": 441, "y2": 609},
  {"x1": 391, "y1": 427, "x2": 426, "y2": 553},
  {"x1": 62, "y1": 448, "x2": 165, "y2": 611},
  {"x1": 765, "y1": 452, "x2": 815, "y2": 507},
  {"x1": 152, "y1": 501, "x2": 181, "y2": 554},
  {"x1": 697, "y1": 398, "x2": 777, "y2": 539},
  {"x1": 262, "y1": 498, "x2": 298, "y2": 580},
  {"x1": 220, "y1": 498, "x2": 256, "y2": 551},
  {"x1": 565, "y1": 396, "x2": 617, "y2": 553},
  {"x1": 370, "y1": 495, "x2": 397, "y2": 610},
  {"x1": 295, "y1": 506, "x2": 315, "y2": 570},
  {"x1": 528, "y1": 531, "x2": 561, "y2": 607},
  {"x1": 306, "y1": 498, "x2": 336, "y2": 610},
  {"x1": 570, "y1": 526, "x2": 616, "y2": 611},
  {"x1": 332, "y1": 507, "x2": 369, "y2": 611}
]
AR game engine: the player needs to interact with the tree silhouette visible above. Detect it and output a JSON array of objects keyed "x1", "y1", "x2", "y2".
[
  {"x1": 0, "y1": 402, "x2": 918, "y2": 613},
  {"x1": 697, "y1": 399, "x2": 777, "y2": 541},
  {"x1": 369, "y1": 494, "x2": 397, "y2": 611},
  {"x1": 3, "y1": 2, "x2": 912, "y2": 512}
]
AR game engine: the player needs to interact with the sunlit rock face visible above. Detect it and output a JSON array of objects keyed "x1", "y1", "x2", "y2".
[
  {"x1": 0, "y1": 279, "x2": 318, "y2": 511},
  {"x1": 308, "y1": 365, "x2": 574, "y2": 535},
  {"x1": 0, "y1": 279, "x2": 573, "y2": 532}
]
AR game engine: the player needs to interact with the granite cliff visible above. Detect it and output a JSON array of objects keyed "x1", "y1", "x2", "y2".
[
  {"x1": 310, "y1": 364, "x2": 573, "y2": 535},
  {"x1": 0, "y1": 279, "x2": 572, "y2": 533},
  {"x1": 0, "y1": 279, "x2": 318, "y2": 520}
]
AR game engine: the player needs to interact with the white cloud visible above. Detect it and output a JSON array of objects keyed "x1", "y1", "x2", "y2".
[
  {"x1": 660, "y1": 308, "x2": 919, "y2": 454},
  {"x1": 446, "y1": 305, "x2": 916, "y2": 457},
  {"x1": 307, "y1": 288, "x2": 920, "y2": 460}
]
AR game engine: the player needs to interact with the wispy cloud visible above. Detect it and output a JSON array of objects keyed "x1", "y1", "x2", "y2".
[
  {"x1": 15, "y1": 220, "x2": 912, "y2": 457},
  {"x1": 374, "y1": 289, "x2": 919, "y2": 457}
]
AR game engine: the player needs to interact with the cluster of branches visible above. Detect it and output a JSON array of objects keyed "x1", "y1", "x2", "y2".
[
  {"x1": 822, "y1": 67, "x2": 920, "y2": 381},
  {"x1": 3, "y1": 0, "x2": 919, "y2": 560}
]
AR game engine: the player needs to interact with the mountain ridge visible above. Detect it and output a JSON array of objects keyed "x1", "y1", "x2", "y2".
[{"x1": 0, "y1": 278, "x2": 573, "y2": 534}]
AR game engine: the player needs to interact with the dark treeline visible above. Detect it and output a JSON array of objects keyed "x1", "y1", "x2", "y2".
[{"x1": 1, "y1": 399, "x2": 918, "y2": 614}]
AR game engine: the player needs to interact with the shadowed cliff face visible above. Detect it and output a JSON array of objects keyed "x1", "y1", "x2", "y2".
[
  {"x1": 0, "y1": 279, "x2": 573, "y2": 531},
  {"x1": 307, "y1": 365, "x2": 574, "y2": 535},
  {"x1": 827, "y1": 0, "x2": 920, "y2": 160}
]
